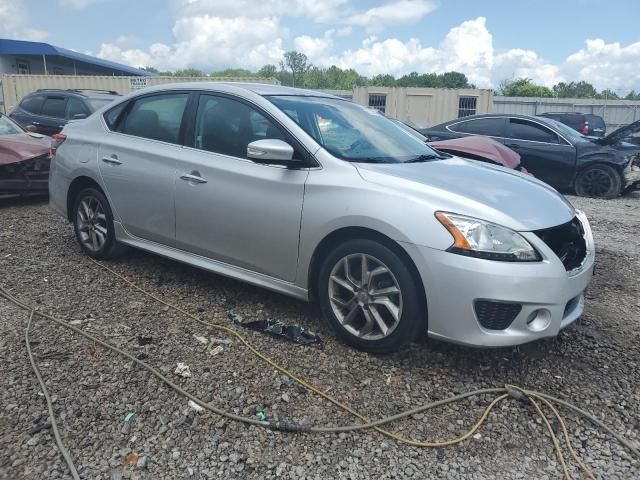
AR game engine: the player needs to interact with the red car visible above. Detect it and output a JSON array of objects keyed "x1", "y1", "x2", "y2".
[{"x1": 0, "y1": 113, "x2": 51, "y2": 198}]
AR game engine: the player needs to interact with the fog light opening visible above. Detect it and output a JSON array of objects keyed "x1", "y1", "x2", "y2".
[{"x1": 526, "y1": 309, "x2": 551, "y2": 332}]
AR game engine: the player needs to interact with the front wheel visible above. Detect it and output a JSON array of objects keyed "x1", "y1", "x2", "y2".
[
  {"x1": 574, "y1": 164, "x2": 622, "y2": 199},
  {"x1": 72, "y1": 187, "x2": 126, "y2": 259},
  {"x1": 318, "y1": 239, "x2": 424, "y2": 354}
]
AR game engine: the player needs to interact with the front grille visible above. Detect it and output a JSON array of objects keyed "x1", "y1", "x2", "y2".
[
  {"x1": 474, "y1": 300, "x2": 522, "y2": 330},
  {"x1": 534, "y1": 217, "x2": 587, "y2": 271}
]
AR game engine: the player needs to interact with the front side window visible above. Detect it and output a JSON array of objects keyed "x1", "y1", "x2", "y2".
[
  {"x1": 193, "y1": 95, "x2": 287, "y2": 158},
  {"x1": 449, "y1": 118, "x2": 504, "y2": 137},
  {"x1": 0, "y1": 115, "x2": 22, "y2": 135},
  {"x1": 118, "y1": 93, "x2": 189, "y2": 144},
  {"x1": 41, "y1": 97, "x2": 67, "y2": 118},
  {"x1": 508, "y1": 119, "x2": 559, "y2": 143},
  {"x1": 267, "y1": 95, "x2": 442, "y2": 163}
]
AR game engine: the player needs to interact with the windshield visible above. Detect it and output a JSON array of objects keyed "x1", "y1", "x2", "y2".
[
  {"x1": 88, "y1": 98, "x2": 117, "y2": 111},
  {"x1": 267, "y1": 95, "x2": 443, "y2": 163},
  {"x1": 0, "y1": 115, "x2": 22, "y2": 135},
  {"x1": 536, "y1": 116, "x2": 588, "y2": 144}
]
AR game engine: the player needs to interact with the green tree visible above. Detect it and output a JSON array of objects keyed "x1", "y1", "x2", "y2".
[
  {"x1": 257, "y1": 64, "x2": 279, "y2": 78},
  {"x1": 595, "y1": 88, "x2": 620, "y2": 100},
  {"x1": 552, "y1": 81, "x2": 597, "y2": 98},
  {"x1": 212, "y1": 68, "x2": 255, "y2": 77},
  {"x1": 281, "y1": 51, "x2": 311, "y2": 87},
  {"x1": 499, "y1": 78, "x2": 553, "y2": 97},
  {"x1": 625, "y1": 90, "x2": 640, "y2": 100},
  {"x1": 173, "y1": 68, "x2": 206, "y2": 77},
  {"x1": 370, "y1": 74, "x2": 396, "y2": 86}
]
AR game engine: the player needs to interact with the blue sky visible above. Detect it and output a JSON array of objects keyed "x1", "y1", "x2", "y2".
[{"x1": 3, "y1": 0, "x2": 640, "y2": 92}]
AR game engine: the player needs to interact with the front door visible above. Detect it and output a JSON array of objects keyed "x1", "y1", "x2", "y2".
[
  {"x1": 174, "y1": 93, "x2": 308, "y2": 282},
  {"x1": 504, "y1": 118, "x2": 576, "y2": 188},
  {"x1": 98, "y1": 92, "x2": 190, "y2": 246}
]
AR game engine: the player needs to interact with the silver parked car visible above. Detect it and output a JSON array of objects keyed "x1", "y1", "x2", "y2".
[{"x1": 49, "y1": 83, "x2": 595, "y2": 353}]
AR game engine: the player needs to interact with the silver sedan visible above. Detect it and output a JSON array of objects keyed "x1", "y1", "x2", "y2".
[{"x1": 48, "y1": 83, "x2": 594, "y2": 353}]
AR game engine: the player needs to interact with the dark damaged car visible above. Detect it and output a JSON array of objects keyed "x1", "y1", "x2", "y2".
[
  {"x1": 0, "y1": 113, "x2": 51, "y2": 198},
  {"x1": 421, "y1": 114, "x2": 640, "y2": 198}
]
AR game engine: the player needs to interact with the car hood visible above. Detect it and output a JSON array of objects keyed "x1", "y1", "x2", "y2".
[
  {"x1": 428, "y1": 136, "x2": 520, "y2": 169},
  {"x1": 355, "y1": 157, "x2": 575, "y2": 231},
  {"x1": 0, "y1": 133, "x2": 51, "y2": 165},
  {"x1": 595, "y1": 119, "x2": 640, "y2": 145}
]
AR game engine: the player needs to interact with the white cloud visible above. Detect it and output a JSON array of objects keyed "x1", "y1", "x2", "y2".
[
  {"x1": 98, "y1": 15, "x2": 284, "y2": 71},
  {"x1": 294, "y1": 30, "x2": 335, "y2": 60},
  {"x1": 344, "y1": 0, "x2": 437, "y2": 34},
  {"x1": 0, "y1": 0, "x2": 48, "y2": 40}
]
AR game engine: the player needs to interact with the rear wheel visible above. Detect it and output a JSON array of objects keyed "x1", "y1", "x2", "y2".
[
  {"x1": 574, "y1": 164, "x2": 622, "y2": 199},
  {"x1": 318, "y1": 239, "x2": 424, "y2": 354},
  {"x1": 72, "y1": 187, "x2": 126, "y2": 259}
]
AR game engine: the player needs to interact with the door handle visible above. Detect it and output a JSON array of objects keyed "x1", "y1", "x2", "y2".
[
  {"x1": 180, "y1": 171, "x2": 208, "y2": 184},
  {"x1": 32, "y1": 122, "x2": 41, "y2": 126},
  {"x1": 101, "y1": 155, "x2": 122, "y2": 165}
]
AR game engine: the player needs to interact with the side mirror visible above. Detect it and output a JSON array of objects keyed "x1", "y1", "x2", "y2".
[
  {"x1": 25, "y1": 124, "x2": 38, "y2": 133},
  {"x1": 73, "y1": 113, "x2": 88, "y2": 119},
  {"x1": 247, "y1": 139, "x2": 296, "y2": 164}
]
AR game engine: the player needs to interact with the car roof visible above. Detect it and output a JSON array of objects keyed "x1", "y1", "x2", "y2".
[{"x1": 136, "y1": 82, "x2": 344, "y2": 99}]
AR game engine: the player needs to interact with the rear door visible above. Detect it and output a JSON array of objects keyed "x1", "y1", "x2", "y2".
[
  {"x1": 98, "y1": 92, "x2": 190, "y2": 246},
  {"x1": 174, "y1": 93, "x2": 308, "y2": 282},
  {"x1": 504, "y1": 118, "x2": 576, "y2": 188},
  {"x1": 38, "y1": 95, "x2": 68, "y2": 136}
]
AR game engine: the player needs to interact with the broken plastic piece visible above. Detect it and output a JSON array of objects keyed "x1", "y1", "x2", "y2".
[
  {"x1": 124, "y1": 412, "x2": 135, "y2": 422},
  {"x1": 256, "y1": 411, "x2": 267, "y2": 421},
  {"x1": 208, "y1": 345, "x2": 224, "y2": 357},
  {"x1": 193, "y1": 334, "x2": 208, "y2": 345},
  {"x1": 137, "y1": 335, "x2": 153, "y2": 346},
  {"x1": 240, "y1": 320, "x2": 322, "y2": 346},
  {"x1": 188, "y1": 400, "x2": 204, "y2": 412},
  {"x1": 174, "y1": 363, "x2": 192, "y2": 378}
]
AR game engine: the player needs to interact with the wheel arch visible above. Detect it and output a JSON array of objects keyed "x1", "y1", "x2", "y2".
[
  {"x1": 66, "y1": 176, "x2": 105, "y2": 222},
  {"x1": 307, "y1": 227, "x2": 427, "y2": 315}
]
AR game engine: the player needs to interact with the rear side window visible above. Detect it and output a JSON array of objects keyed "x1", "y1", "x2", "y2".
[
  {"x1": 118, "y1": 93, "x2": 189, "y2": 144},
  {"x1": 449, "y1": 118, "x2": 504, "y2": 137},
  {"x1": 104, "y1": 101, "x2": 128, "y2": 129},
  {"x1": 41, "y1": 97, "x2": 67, "y2": 118},
  {"x1": 20, "y1": 95, "x2": 45, "y2": 114},
  {"x1": 67, "y1": 97, "x2": 89, "y2": 118},
  {"x1": 508, "y1": 119, "x2": 559, "y2": 143}
]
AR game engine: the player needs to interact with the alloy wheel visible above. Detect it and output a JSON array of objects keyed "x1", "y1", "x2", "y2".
[
  {"x1": 578, "y1": 168, "x2": 612, "y2": 197},
  {"x1": 328, "y1": 253, "x2": 403, "y2": 341},
  {"x1": 76, "y1": 196, "x2": 108, "y2": 252}
]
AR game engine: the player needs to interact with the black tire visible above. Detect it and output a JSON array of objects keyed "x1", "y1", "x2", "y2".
[
  {"x1": 318, "y1": 238, "x2": 424, "y2": 354},
  {"x1": 574, "y1": 164, "x2": 622, "y2": 199},
  {"x1": 72, "y1": 187, "x2": 127, "y2": 259}
]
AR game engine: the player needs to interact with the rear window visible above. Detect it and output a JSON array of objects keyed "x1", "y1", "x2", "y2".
[
  {"x1": 87, "y1": 97, "x2": 117, "y2": 111},
  {"x1": 20, "y1": 95, "x2": 45, "y2": 114},
  {"x1": 586, "y1": 115, "x2": 606, "y2": 132},
  {"x1": 41, "y1": 97, "x2": 67, "y2": 118}
]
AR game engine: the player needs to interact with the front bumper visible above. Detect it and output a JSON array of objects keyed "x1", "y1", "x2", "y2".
[{"x1": 404, "y1": 212, "x2": 595, "y2": 347}]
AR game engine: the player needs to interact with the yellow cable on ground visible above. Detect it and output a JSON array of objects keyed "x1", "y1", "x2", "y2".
[{"x1": 88, "y1": 258, "x2": 504, "y2": 448}]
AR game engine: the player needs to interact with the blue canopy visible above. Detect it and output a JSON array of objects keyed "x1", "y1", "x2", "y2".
[{"x1": 0, "y1": 38, "x2": 155, "y2": 76}]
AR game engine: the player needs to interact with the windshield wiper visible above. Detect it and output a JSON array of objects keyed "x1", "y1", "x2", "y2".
[{"x1": 405, "y1": 154, "x2": 447, "y2": 163}]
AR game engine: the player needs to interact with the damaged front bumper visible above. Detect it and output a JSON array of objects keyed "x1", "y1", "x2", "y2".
[
  {"x1": 0, "y1": 155, "x2": 51, "y2": 198},
  {"x1": 623, "y1": 153, "x2": 640, "y2": 189}
]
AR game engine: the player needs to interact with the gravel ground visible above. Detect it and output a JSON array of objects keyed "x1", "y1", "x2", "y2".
[{"x1": 0, "y1": 192, "x2": 639, "y2": 479}]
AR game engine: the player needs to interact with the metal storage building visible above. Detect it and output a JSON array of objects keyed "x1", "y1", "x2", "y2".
[{"x1": 0, "y1": 38, "x2": 153, "y2": 77}]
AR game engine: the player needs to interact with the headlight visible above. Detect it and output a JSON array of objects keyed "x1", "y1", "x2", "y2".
[{"x1": 435, "y1": 212, "x2": 540, "y2": 262}]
